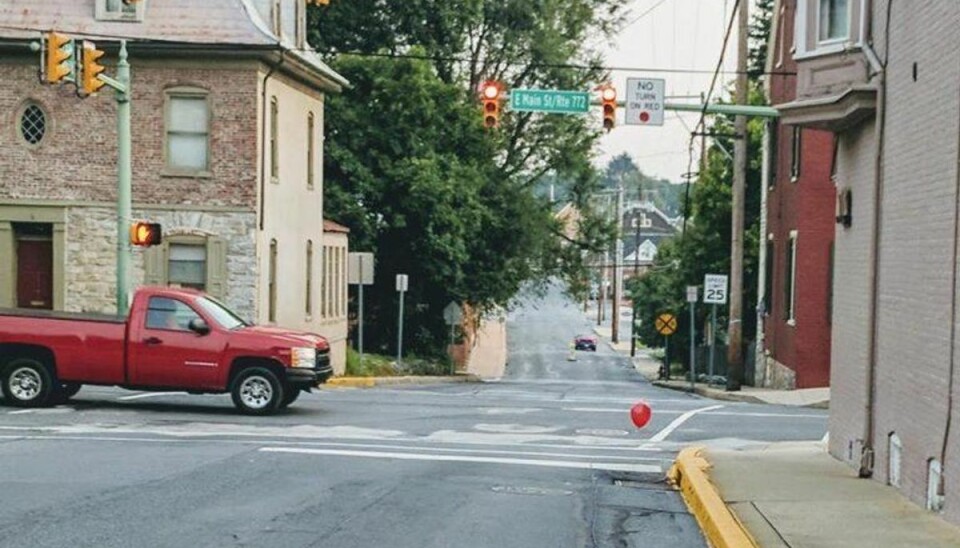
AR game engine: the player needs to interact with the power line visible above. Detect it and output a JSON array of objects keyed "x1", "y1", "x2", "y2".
[
  {"x1": 623, "y1": 0, "x2": 673, "y2": 30},
  {"x1": 0, "y1": 23, "x2": 796, "y2": 77}
]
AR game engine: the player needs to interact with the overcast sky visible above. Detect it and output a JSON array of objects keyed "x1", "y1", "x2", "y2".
[{"x1": 593, "y1": 0, "x2": 742, "y2": 182}]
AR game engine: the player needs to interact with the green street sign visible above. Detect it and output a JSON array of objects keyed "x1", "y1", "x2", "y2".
[{"x1": 509, "y1": 89, "x2": 590, "y2": 114}]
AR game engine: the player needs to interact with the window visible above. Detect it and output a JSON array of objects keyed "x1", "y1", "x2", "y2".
[
  {"x1": 166, "y1": 89, "x2": 210, "y2": 173},
  {"x1": 764, "y1": 239, "x2": 775, "y2": 315},
  {"x1": 307, "y1": 112, "x2": 315, "y2": 190},
  {"x1": 775, "y1": 5, "x2": 786, "y2": 67},
  {"x1": 272, "y1": 0, "x2": 282, "y2": 35},
  {"x1": 790, "y1": 126, "x2": 802, "y2": 181},
  {"x1": 306, "y1": 240, "x2": 314, "y2": 316},
  {"x1": 768, "y1": 121, "x2": 779, "y2": 187},
  {"x1": 146, "y1": 297, "x2": 201, "y2": 331},
  {"x1": 270, "y1": 97, "x2": 279, "y2": 181},
  {"x1": 785, "y1": 232, "x2": 798, "y2": 323},
  {"x1": 320, "y1": 246, "x2": 328, "y2": 319},
  {"x1": 888, "y1": 433, "x2": 902, "y2": 488},
  {"x1": 818, "y1": 0, "x2": 850, "y2": 42},
  {"x1": 269, "y1": 239, "x2": 278, "y2": 323},
  {"x1": 168, "y1": 244, "x2": 207, "y2": 291},
  {"x1": 96, "y1": 0, "x2": 143, "y2": 21},
  {"x1": 18, "y1": 103, "x2": 46, "y2": 146},
  {"x1": 143, "y1": 235, "x2": 228, "y2": 298}
]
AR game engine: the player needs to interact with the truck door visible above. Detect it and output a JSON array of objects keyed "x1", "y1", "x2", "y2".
[{"x1": 128, "y1": 296, "x2": 226, "y2": 389}]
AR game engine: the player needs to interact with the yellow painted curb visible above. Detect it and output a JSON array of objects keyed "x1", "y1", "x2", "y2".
[
  {"x1": 324, "y1": 377, "x2": 376, "y2": 388},
  {"x1": 667, "y1": 447, "x2": 757, "y2": 548}
]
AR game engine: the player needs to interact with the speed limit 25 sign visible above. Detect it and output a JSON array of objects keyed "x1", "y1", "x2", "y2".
[{"x1": 703, "y1": 274, "x2": 728, "y2": 305}]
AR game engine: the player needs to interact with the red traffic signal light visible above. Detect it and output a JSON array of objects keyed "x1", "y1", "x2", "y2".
[
  {"x1": 599, "y1": 84, "x2": 616, "y2": 132},
  {"x1": 480, "y1": 80, "x2": 503, "y2": 129},
  {"x1": 130, "y1": 222, "x2": 162, "y2": 247}
]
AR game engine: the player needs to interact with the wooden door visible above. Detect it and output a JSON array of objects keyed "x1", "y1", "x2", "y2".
[{"x1": 16, "y1": 240, "x2": 53, "y2": 309}]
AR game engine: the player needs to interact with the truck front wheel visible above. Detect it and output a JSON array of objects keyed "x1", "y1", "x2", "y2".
[
  {"x1": 2, "y1": 358, "x2": 53, "y2": 408},
  {"x1": 231, "y1": 367, "x2": 284, "y2": 415},
  {"x1": 279, "y1": 386, "x2": 302, "y2": 409}
]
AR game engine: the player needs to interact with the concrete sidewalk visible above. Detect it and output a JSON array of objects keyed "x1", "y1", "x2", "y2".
[
  {"x1": 671, "y1": 442, "x2": 960, "y2": 548},
  {"x1": 592, "y1": 321, "x2": 830, "y2": 408}
]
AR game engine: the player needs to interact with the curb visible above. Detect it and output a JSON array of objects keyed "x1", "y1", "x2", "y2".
[
  {"x1": 652, "y1": 380, "x2": 830, "y2": 409},
  {"x1": 324, "y1": 375, "x2": 481, "y2": 389},
  {"x1": 667, "y1": 447, "x2": 757, "y2": 548}
]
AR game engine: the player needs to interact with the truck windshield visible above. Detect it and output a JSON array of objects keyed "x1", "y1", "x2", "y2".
[{"x1": 195, "y1": 297, "x2": 248, "y2": 330}]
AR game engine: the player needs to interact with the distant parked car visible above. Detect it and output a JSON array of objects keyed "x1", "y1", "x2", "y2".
[{"x1": 573, "y1": 335, "x2": 597, "y2": 352}]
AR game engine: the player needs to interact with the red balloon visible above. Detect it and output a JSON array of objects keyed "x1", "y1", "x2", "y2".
[{"x1": 630, "y1": 401, "x2": 652, "y2": 429}]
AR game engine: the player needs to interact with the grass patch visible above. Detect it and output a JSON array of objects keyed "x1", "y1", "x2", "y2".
[{"x1": 344, "y1": 348, "x2": 455, "y2": 377}]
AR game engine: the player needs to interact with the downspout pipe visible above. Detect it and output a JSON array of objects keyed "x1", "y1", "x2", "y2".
[{"x1": 860, "y1": 0, "x2": 890, "y2": 479}]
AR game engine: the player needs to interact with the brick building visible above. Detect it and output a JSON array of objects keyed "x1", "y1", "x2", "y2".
[
  {"x1": 0, "y1": 0, "x2": 352, "y2": 373},
  {"x1": 777, "y1": 0, "x2": 960, "y2": 521},
  {"x1": 760, "y1": 0, "x2": 836, "y2": 389}
]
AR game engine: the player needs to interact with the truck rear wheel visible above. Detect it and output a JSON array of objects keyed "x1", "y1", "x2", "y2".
[
  {"x1": 2, "y1": 358, "x2": 53, "y2": 408},
  {"x1": 231, "y1": 367, "x2": 284, "y2": 415}
]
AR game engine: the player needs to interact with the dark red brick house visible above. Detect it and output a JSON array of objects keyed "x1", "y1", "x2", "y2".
[{"x1": 760, "y1": 0, "x2": 836, "y2": 389}]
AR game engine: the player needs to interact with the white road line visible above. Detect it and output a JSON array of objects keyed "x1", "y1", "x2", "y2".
[
  {"x1": 648, "y1": 404, "x2": 725, "y2": 443},
  {"x1": 117, "y1": 392, "x2": 188, "y2": 401},
  {"x1": 7, "y1": 409, "x2": 33, "y2": 415},
  {"x1": 259, "y1": 447, "x2": 662, "y2": 473},
  {"x1": 0, "y1": 434, "x2": 665, "y2": 462},
  {"x1": 562, "y1": 407, "x2": 823, "y2": 419}
]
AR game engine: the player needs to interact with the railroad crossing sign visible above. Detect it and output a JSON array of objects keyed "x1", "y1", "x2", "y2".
[{"x1": 655, "y1": 313, "x2": 678, "y2": 336}]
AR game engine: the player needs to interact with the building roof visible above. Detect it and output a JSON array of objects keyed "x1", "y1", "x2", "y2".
[
  {"x1": 323, "y1": 220, "x2": 350, "y2": 233},
  {"x1": 0, "y1": 0, "x2": 347, "y2": 89}
]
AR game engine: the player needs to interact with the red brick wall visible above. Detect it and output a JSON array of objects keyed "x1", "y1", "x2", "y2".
[
  {"x1": 0, "y1": 55, "x2": 258, "y2": 208},
  {"x1": 764, "y1": 0, "x2": 835, "y2": 388}
]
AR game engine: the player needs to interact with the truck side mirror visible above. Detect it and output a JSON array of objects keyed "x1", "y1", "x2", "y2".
[{"x1": 188, "y1": 318, "x2": 210, "y2": 335}]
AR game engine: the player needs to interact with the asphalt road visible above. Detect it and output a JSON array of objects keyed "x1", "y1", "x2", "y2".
[{"x1": 0, "y1": 286, "x2": 826, "y2": 547}]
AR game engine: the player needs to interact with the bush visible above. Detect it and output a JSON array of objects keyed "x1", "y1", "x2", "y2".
[{"x1": 344, "y1": 348, "x2": 454, "y2": 377}]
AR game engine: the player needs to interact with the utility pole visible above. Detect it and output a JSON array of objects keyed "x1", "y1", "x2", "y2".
[
  {"x1": 726, "y1": 0, "x2": 748, "y2": 391},
  {"x1": 630, "y1": 180, "x2": 643, "y2": 358},
  {"x1": 611, "y1": 182, "x2": 624, "y2": 344}
]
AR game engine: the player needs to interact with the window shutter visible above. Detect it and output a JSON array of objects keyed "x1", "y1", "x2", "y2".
[
  {"x1": 206, "y1": 237, "x2": 228, "y2": 299},
  {"x1": 144, "y1": 245, "x2": 166, "y2": 286}
]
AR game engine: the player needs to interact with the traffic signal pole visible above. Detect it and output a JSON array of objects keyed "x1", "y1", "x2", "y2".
[{"x1": 114, "y1": 41, "x2": 132, "y2": 313}]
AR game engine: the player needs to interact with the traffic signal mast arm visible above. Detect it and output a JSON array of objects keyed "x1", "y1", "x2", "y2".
[{"x1": 494, "y1": 92, "x2": 780, "y2": 119}]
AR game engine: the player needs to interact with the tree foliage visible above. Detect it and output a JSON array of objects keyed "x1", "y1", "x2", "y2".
[{"x1": 309, "y1": 1, "x2": 626, "y2": 356}]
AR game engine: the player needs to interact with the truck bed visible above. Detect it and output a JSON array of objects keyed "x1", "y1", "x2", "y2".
[{"x1": 0, "y1": 308, "x2": 126, "y2": 324}]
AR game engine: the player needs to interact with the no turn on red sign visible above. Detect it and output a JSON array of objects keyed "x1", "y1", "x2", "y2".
[{"x1": 625, "y1": 78, "x2": 665, "y2": 126}]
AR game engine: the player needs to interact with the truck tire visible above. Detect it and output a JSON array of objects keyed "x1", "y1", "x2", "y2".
[
  {"x1": 2, "y1": 358, "x2": 53, "y2": 408},
  {"x1": 279, "y1": 386, "x2": 301, "y2": 409},
  {"x1": 51, "y1": 382, "x2": 82, "y2": 404},
  {"x1": 231, "y1": 367, "x2": 284, "y2": 415}
]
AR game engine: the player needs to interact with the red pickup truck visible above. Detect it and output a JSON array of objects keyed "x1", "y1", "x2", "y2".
[{"x1": 0, "y1": 287, "x2": 333, "y2": 415}]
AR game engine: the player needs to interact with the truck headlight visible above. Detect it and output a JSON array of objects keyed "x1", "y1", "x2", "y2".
[{"x1": 291, "y1": 347, "x2": 317, "y2": 368}]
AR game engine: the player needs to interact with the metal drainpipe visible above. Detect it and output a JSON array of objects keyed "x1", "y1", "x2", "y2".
[
  {"x1": 259, "y1": 48, "x2": 285, "y2": 231},
  {"x1": 860, "y1": 0, "x2": 890, "y2": 479}
]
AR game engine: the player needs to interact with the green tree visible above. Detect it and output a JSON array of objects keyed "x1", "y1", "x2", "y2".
[{"x1": 310, "y1": 2, "x2": 625, "y2": 356}]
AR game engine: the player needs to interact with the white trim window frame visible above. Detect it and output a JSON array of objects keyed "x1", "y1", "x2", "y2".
[
  {"x1": 164, "y1": 87, "x2": 212, "y2": 176},
  {"x1": 786, "y1": 230, "x2": 799, "y2": 325},
  {"x1": 96, "y1": 0, "x2": 145, "y2": 22},
  {"x1": 817, "y1": 0, "x2": 851, "y2": 45}
]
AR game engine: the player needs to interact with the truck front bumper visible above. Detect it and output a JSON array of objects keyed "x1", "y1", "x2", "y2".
[{"x1": 286, "y1": 351, "x2": 333, "y2": 387}]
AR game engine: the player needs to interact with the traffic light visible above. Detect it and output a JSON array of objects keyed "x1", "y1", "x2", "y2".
[
  {"x1": 599, "y1": 84, "x2": 616, "y2": 132},
  {"x1": 44, "y1": 32, "x2": 74, "y2": 84},
  {"x1": 80, "y1": 41, "x2": 106, "y2": 96},
  {"x1": 130, "y1": 222, "x2": 162, "y2": 247},
  {"x1": 480, "y1": 81, "x2": 503, "y2": 129}
]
